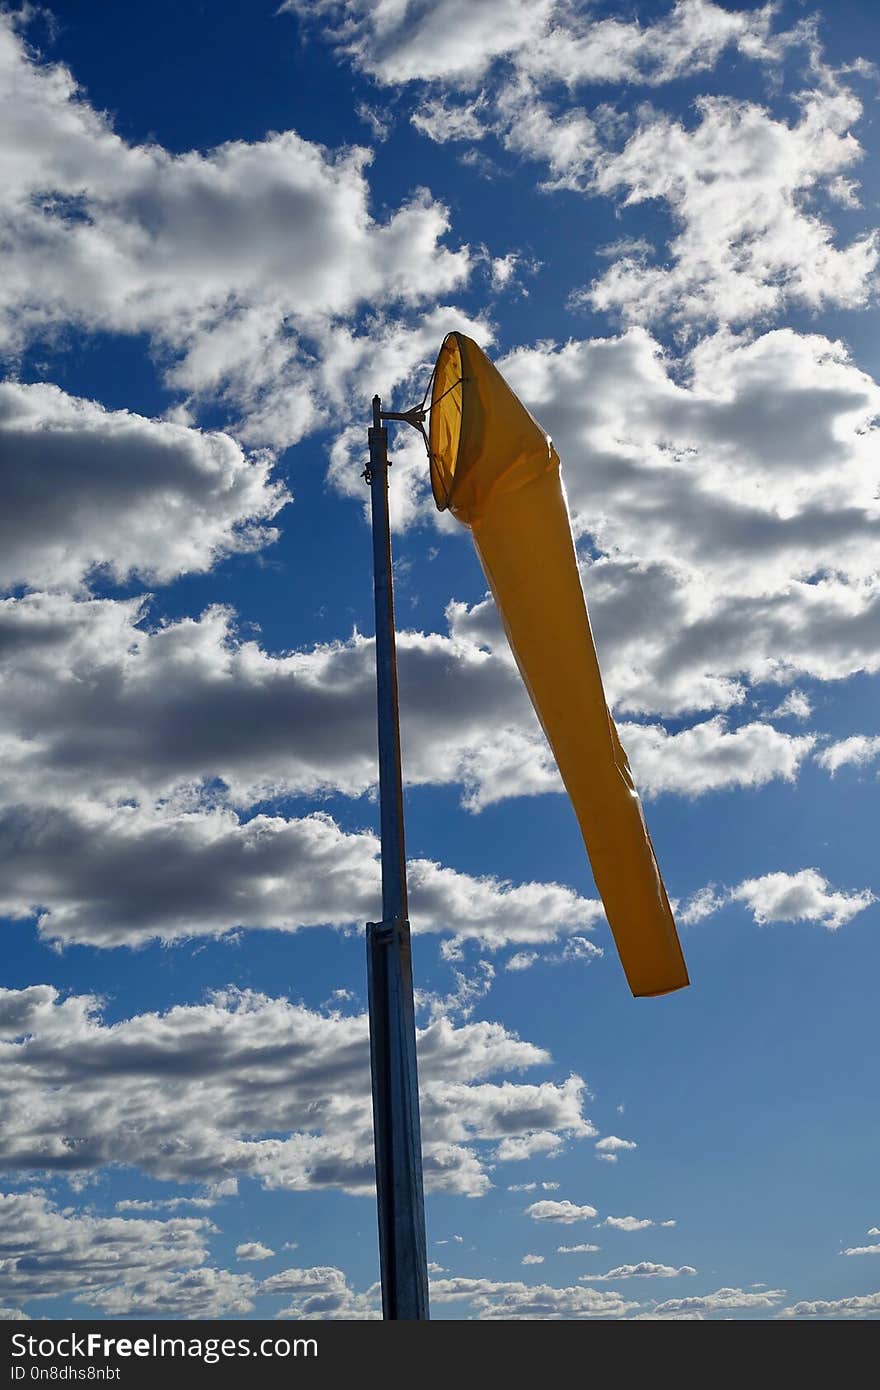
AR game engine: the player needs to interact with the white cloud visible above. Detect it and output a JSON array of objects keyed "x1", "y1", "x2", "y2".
[
  {"x1": 429, "y1": 1274, "x2": 637, "y2": 1320},
  {"x1": 0, "y1": 383, "x2": 286, "y2": 591},
  {"x1": 526, "y1": 1200, "x2": 598, "y2": 1224},
  {"x1": 79, "y1": 1267, "x2": 257, "y2": 1319},
  {"x1": 778, "y1": 1291, "x2": 880, "y2": 1319},
  {"x1": 484, "y1": 327, "x2": 880, "y2": 737},
  {"x1": 0, "y1": 985, "x2": 591, "y2": 1198},
  {"x1": 0, "y1": 794, "x2": 600, "y2": 951},
  {"x1": 0, "y1": 563, "x2": 828, "y2": 837},
  {"x1": 841, "y1": 1245, "x2": 880, "y2": 1257},
  {"x1": 522, "y1": 1254, "x2": 544, "y2": 1265},
  {"x1": 506, "y1": 952, "x2": 539, "y2": 973},
  {"x1": 678, "y1": 885, "x2": 726, "y2": 925},
  {"x1": 654, "y1": 1286, "x2": 785, "y2": 1315},
  {"x1": 586, "y1": 85, "x2": 877, "y2": 328},
  {"x1": 679, "y1": 869, "x2": 875, "y2": 932},
  {"x1": 282, "y1": 0, "x2": 555, "y2": 86},
  {"x1": 602, "y1": 1216, "x2": 654, "y2": 1232},
  {"x1": 0, "y1": 15, "x2": 471, "y2": 448},
  {"x1": 265, "y1": 1265, "x2": 380, "y2": 1320},
  {"x1": 236, "y1": 1242, "x2": 275, "y2": 1261},
  {"x1": 0, "y1": 1189, "x2": 258, "y2": 1316},
  {"x1": 730, "y1": 869, "x2": 876, "y2": 931},
  {"x1": 594, "y1": 1136, "x2": 637, "y2": 1165},
  {"x1": 557, "y1": 1244, "x2": 601, "y2": 1254},
  {"x1": 411, "y1": 95, "x2": 488, "y2": 144},
  {"x1": 587, "y1": 1263, "x2": 696, "y2": 1281},
  {"x1": 816, "y1": 735, "x2": 880, "y2": 775},
  {"x1": 115, "y1": 1197, "x2": 221, "y2": 1213},
  {"x1": 772, "y1": 690, "x2": 812, "y2": 720},
  {"x1": 291, "y1": 0, "x2": 793, "y2": 91}
]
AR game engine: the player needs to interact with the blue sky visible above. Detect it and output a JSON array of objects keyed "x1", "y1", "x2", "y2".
[{"x1": 0, "y1": 0, "x2": 879, "y2": 1321}]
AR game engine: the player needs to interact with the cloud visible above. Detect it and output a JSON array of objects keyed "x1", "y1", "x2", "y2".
[
  {"x1": 0, "y1": 794, "x2": 600, "y2": 950},
  {"x1": 0, "y1": 590, "x2": 819, "y2": 833},
  {"x1": 816, "y1": 735, "x2": 880, "y2": 775},
  {"x1": 521, "y1": 1254, "x2": 544, "y2": 1265},
  {"x1": 729, "y1": 869, "x2": 876, "y2": 931},
  {"x1": 281, "y1": 0, "x2": 555, "y2": 86},
  {"x1": 290, "y1": 0, "x2": 793, "y2": 91},
  {"x1": 772, "y1": 690, "x2": 812, "y2": 720},
  {"x1": 526, "y1": 1200, "x2": 598, "y2": 1224},
  {"x1": 557, "y1": 1244, "x2": 601, "y2": 1254},
  {"x1": 841, "y1": 1245, "x2": 880, "y2": 1257},
  {"x1": 587, "y1": 1263, "x2": 697, "y2": 1281},
  {"x1": 594, "y1": 1136, "x2": 637, "y2": 1165},
  {"x1": 0, "y1": 985, "x2": 591, "y2": 1198},
  {"x1": 0, "y1": 15, "x2": 471, "y2": 448},
  {"x1": 602, "y1": 1216, "x2": 654, "y2": 1232},
  {"x1": 653, "y1": 1286, "x2": 785, "y2": 1314},
  {"x1": 77, "y1": 1267, "x2": 257, "y2": 1319},
  {"x1": 679, "y1": 869, "x2": 876, "y2": 931},
  {"x1": 264, "y1": 1265, "x2": 379, "y2": 1320},
  {"x1": 778, "y1": 1291, "x2": 880, "y2": 1319},
  {"x1": 236, "y1": 1242, "x2": 275, "y2": 1261},
  {"x1": 0, "y1": 382, "x2": 286, "y2": 592},
  {"x1": 429, "y1": 1274, "x2": 637, "y2": 1320},
  {"x1": 0, "y1": 1189, "x2": 258, "y2": 1316},
  {"x1": 477, "y1": 326, "x2": 880, "y2": 733},
  {"x1": 586, "y1": 85, "x2": 877, "y2": 328}
]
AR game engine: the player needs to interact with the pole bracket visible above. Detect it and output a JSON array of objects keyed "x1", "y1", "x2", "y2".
[{"x1": 366, "y1": 917, "x2": 410, "y2": 945}]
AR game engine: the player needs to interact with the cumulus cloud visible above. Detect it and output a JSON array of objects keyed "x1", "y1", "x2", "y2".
[
  {"x1": 79, "y1": 1267, "x2": 257, "y2": 1319},
  {"x1": 653, "y1": 1286, "x2": 785, "y2": 1315},
  {"x1": 679, "y1": 868, "x2": 875, "y2": 931},
  {"x1": 602, "y1": 1216, "x2": 654, "y2": 1232},
  {"x1": 264, "y1": 1265, "x2": 379, "y2": 1320},
  {"x1": 557, "y1": 1244, "x2": 600, "y2": 1254},
  {"x1": 468, "y1": 326, "x2": 880, "y2": 738},
  {"x1": 0, "y1": 383, "x2": 286, "y2": 591},
  {"x1": 841, "y1": 1245, "x2": 880, "y2": 1257},
  {"x1": 594, "y1": 1136, "x2": 637, "y2": 1164},
  {"x1": 288, "y1": 0, "x2": 792, "y2": 91},
  {"x1": 816, "y1": 735, "x2": 880, "y2": 775},
  {"x1": 0, "y1": 985, "x2": 592, "y2": 1198},
  {"x1": 0, "y1": 795, "x2": 599, "y2": 950},
  {"x1": 778, "y1": 1290, "x2": 880, "y2": 1319},
  {"x1": 586, "y1": 85, "x2": 877, "y2": 328},
  {"x1": 0, "y1": 15, "x2": 471, "y2": 448},
  {"x1": 526, "y1": 1200, "x2": 598, "y2": 1224},
  {"x1": 730, "y1": 869, "x2": 876, "y2": 931},
  {"x1": 521, "y1": 1254, "x2": 544, "y2": 1266},
  {"x1": 429, "y1": 1274, "x2": 637, "y2": 1320},
  {"x1": 588, "y1": 1263, "x2": 696, "y2": 1281},
  {"x1": 236, "y1": 1242, "x2": 274, "y2": 1261},
  {"x1": 0, "y1": 1189, "x2": 258, "y2": 1317},
  {"x1": 0, "y1": 590, "x2": 819, "y2": 838}
]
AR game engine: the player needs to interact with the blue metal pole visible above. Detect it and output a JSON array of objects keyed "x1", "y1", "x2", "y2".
[{"x1": 366, "y1": 394, "x2": 430, "y2": 1321}]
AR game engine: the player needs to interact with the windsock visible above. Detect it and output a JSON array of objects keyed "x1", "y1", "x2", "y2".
[{"x1": 428, "y1": 332, "x2": 688, "y2": 997}]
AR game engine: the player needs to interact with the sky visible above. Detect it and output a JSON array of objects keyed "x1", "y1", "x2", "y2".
[{"x1": 0, "y1": 0, "x2": 879, "y2": 1322}]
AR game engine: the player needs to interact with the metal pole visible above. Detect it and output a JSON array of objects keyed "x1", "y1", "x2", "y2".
[{"x1": 365, "y1": 394, "x2": 430, "y2": 1320}]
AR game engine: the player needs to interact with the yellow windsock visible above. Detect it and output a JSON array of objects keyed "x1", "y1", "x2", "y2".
[{"x1": 429, "y1": 332, "x2": 688, "y2": 998}]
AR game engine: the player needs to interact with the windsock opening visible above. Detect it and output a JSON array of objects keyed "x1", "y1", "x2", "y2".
[{"x1": 429, "y1": 332, "x2": 463, "y2": 512}]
